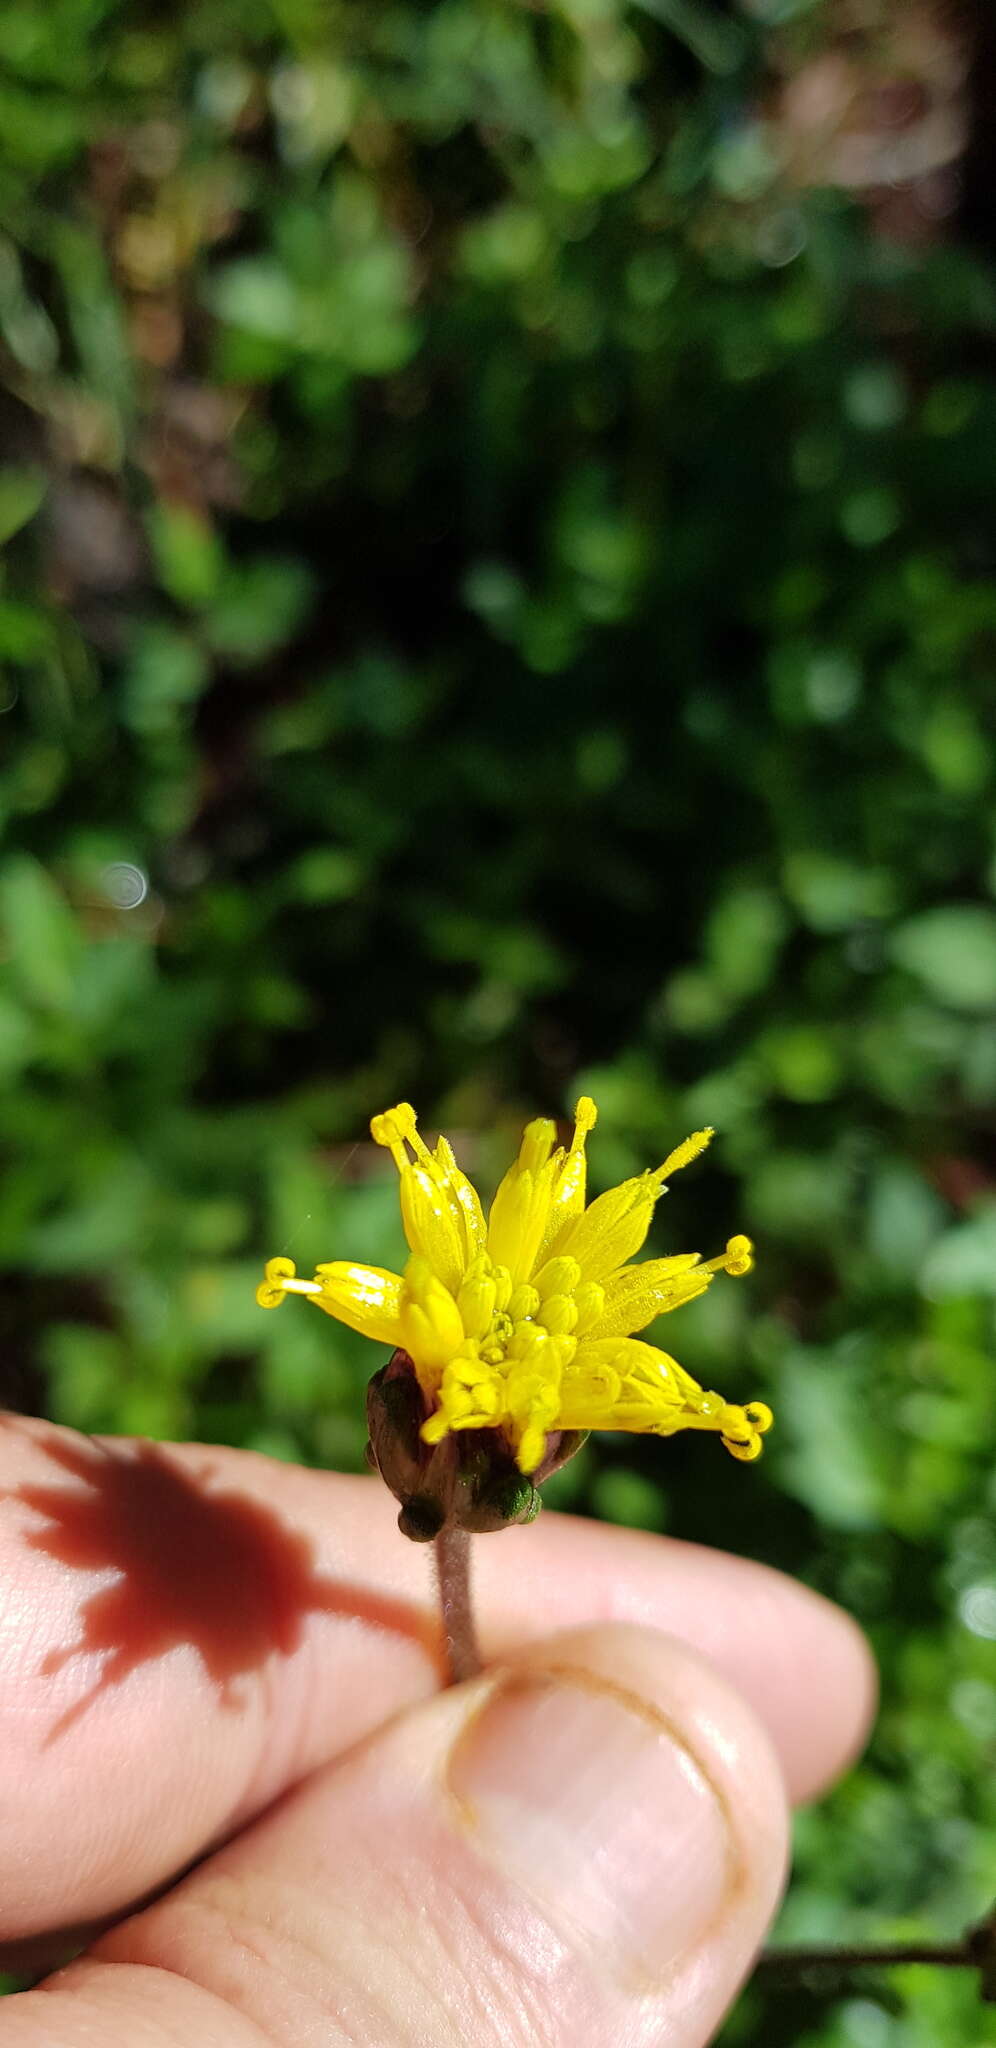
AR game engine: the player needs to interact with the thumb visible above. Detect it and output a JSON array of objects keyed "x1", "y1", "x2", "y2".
[{"x1": 27, "y1": 1624, "x2": 789, "y2": 2047}]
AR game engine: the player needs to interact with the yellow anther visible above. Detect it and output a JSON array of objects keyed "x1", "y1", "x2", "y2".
[
  {"x1": 573, "y1": 1096, "x2": 598, "y2": 1137},
  {"x1": 256, "y1": 1258, "x2": 320, "y2": 1307},
  {"x1": 370, "y1": 1103, "x2": 428, "y2": 1171},
  {"x1": 703, "y1": 1234, "x2": 755, "y2": 1278},
  {"x1": 371, "y1": 1103, "x2": 413, "y2": 1147},
  {"x1": 256, "y1": 1256, "x2": 296, "y2": 1308},
  {"x1": 721, "y1": 1400, "x2": 771, "y2": 1461},
  {"x1": 745, "y1": 1401, "x2": 773, "y2": 1432},
  {"x1": 658, "y1": 1128, "x2": 714, "y2": 1181}
]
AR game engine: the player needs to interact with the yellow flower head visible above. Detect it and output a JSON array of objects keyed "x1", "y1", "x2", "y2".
[{"x1": 257, "y1": 1098, "x2": 771, "y2": 1479}]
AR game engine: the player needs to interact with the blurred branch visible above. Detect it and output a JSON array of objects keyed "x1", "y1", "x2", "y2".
[{"x1": 760, "y1": 1906, "x2": 996, "y2": 2003}]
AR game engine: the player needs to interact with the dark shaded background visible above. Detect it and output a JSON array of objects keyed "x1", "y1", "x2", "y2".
[{"x1": 2, "y1": 0, "x2": 996, "y2": 2037}]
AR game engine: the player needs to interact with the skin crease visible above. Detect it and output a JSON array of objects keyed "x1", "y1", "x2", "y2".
[{"x1": 0, "y1": 1418, "x2": 877, "y2": 2047}]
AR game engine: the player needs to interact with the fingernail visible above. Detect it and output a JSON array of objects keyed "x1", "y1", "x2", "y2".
[{"x1": 449, "y1": 1666, "x2": 734, "y2": 1978}]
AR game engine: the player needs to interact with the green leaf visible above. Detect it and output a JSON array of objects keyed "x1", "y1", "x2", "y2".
[
  {"x1": 122, "y1": 624, "x2": 210, "y2": 733},
  {"x1": 42, "y1": 1323, "x2": 126, "y2": 1432},
  {"x1": 776, "y1": 1346, "x2": 888, "y2": 1530},
  {"x1": 147, "y1": 503, "x2": 225, "y2": 608},
  {"x1": 0, "y1": 855, "x2": 82, "y2": 1009},
  {"x1": 922, "y1": 1209, "x2": 996, "y2": 1299},
  {"x1": 891, "y1": 907, "x2": 996, "y2": 1012},
  {"x1": 0, "y1": 467, "x2": 46, "y2": 546},
  {"x1": 205, "y1": 559, "x2": 314, "y2": 665}
]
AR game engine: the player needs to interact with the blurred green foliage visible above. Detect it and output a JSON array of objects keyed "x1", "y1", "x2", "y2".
[{"x1": 2, "y1": 0, "x2": 996, "y2": 2037}]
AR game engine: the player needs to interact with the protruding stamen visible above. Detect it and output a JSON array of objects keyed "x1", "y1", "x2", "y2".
[
  {"x1": 572, "y1": 1096, "x2": 598, "y2": 1142},
  {"x1": 745, "y1": 1401, "x2": 773, "y2": 1431},
  {"x1": 256, "y1": 1256, "x2": 320, "y2": 1309},
  {"x1": 721, "y1": 1399, "x2": 773, "y2": 1461},
  {"x1": 703, "y1": 1234, "x2": 755, "y2": 1277},
  {"x1": 658, "y1": 1127, "x2": 714, "y2": 1182},
  {"x1": 370, "y1": 1102, "x2": 424, "y2": 1173}
]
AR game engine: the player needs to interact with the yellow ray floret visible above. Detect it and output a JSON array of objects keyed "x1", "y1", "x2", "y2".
[{"x1": 257, "y1": 1098, "x2": 770, "y2": 1474}]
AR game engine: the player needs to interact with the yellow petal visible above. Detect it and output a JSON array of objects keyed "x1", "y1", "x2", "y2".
[
  {"x1": 535, "y1": 1096, "x2": 598, "y2": 1263},
  {"x1": 456, "y1": 1257, "x2": 498, "y2": 1341},
  {"x1": 550, "y1": 1126, "x2": 713, "y2": 1284},
  {"x1": 398, "y1": 1255, "x2": 465, "y2": 1383},
  {"x1": 505, "y1": 1356, "x2": 563, "y2": 1473},
  {"x1": 559, "y1": 1337, "x2": 688, "y2": 1429},
  {"x1": 550, "y1": 1172, "x2": 661, "y2": 1281},
  {"x1": 486, "y1": 1164, "x2": 535, "y2": 1275},
  {"x1": 518, "y1": 1117, "x2": 556, "y2": 1175},
  {"x1": 586, "y1": 1255, "x2": 713, "y2": 1338},
  {"x1": 398, "y1": 1161, "x2": 466, "y2": 1293},
  {"x1": 487, "y1": 1152, "x2": 560, "y2": 1283},
  {"x1": 311, "y1": 1262, "x2": 405, "y2": 1346},
  {"x1": 514, "y1": 1421, "x2": 551, "y2": 1474},
  {"x1": 434, "y1": 1136, "x2": 487, "y2": 1264},
  {"x1": 558, "y1": 1336, "x2": 773, "y2": 1460},
  {"x1": 427, "y1": 1351, "x2": 504, "y2": 1438},
  {"x1": 371, "y1": 1105, "x2": 483, "y2": 1288}
]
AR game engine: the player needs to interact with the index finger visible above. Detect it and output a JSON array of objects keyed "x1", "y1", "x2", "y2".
[{"x1": 0, "y1": 1415, "x2": 874, "y2": 1946}]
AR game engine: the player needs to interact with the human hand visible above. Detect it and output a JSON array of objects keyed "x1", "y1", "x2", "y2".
[{"x1": 0, "y1": 1417, "x2": 874, "y2": 2045}]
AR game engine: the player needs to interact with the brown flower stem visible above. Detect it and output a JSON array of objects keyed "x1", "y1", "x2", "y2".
[
  {"x1": 434, "y1": 1526, "x2": 482, "y2": 1685},
  {"x1": 758, "y1": 1936, "x2": 987, "y2": 1987}
]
